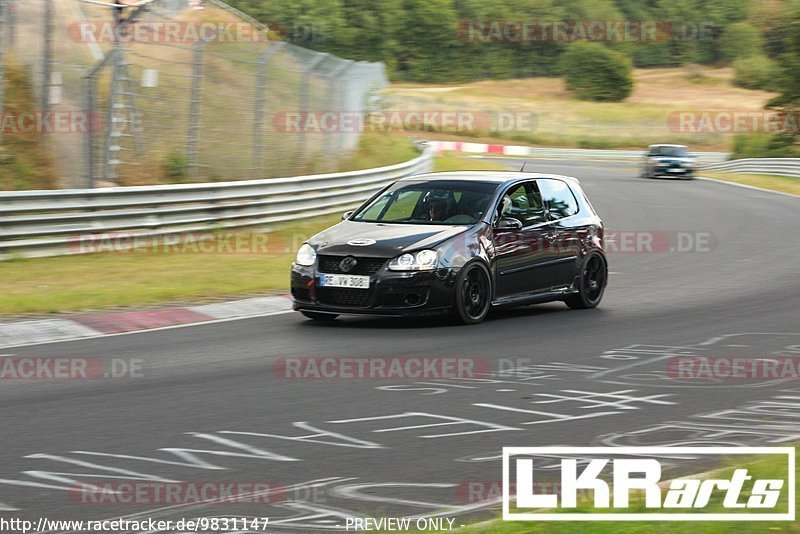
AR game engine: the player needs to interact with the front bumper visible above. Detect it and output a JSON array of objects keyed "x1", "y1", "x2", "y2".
[
  {"x1": 291, "y1": 263, "x2": 458, "y2": 317},
  {"x1": 653, "y1": 165, "x2": 694, "y2": 176}
]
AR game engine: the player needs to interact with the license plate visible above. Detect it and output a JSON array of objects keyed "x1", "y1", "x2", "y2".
[
  {"x1": 318, "y1": 274, "x2": 370, "y2": 289},
  {"x1": 668, "y1": 168, "x2": 685, "y2": 173}
]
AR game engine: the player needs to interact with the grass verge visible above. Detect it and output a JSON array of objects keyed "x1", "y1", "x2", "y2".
[
  {"x1": 337, "y1": 132, "x2": 421, "y2": 173},
  {"x1": 386, "y1": 67, "x2": 775, "y2": 152},
  {"x1": 700, "y1": 172, "x2": 800, "y2": 196},
  {"x1": 459, "y1": 450, "x2": 798, "y2": 533},
  {"x1": 0, "y1": 153, "x2": 507, "y2": 316},
  {"x1": 0, "y1": 214, "x2": 338, "y2": 315},
  {"x1": 434, "y1": 153, "x2": 512, "y2": 172}
]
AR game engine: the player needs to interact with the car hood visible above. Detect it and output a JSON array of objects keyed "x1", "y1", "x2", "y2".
[{"x1": 307, "y1": 221, "x2": 471, "y2": 258}]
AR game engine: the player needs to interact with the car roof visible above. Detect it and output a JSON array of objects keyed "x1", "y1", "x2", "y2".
[
  {"x1": 649, "y1": 144, "x2": 688, "y2": 148},
  {"x1": 399, "y1": 171, "x2": 580, "y2": 186}
]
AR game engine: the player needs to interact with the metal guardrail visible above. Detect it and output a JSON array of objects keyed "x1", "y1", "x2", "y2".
[
  {"x1": 0, "y1": 146, "x2": 435, "y2": 259},
  {"x1": 700, "y1": 158, "x2": 800, "y2": 178},
  {"x1": 520, "y1": 147, "x2": 729, "y2": 164}
]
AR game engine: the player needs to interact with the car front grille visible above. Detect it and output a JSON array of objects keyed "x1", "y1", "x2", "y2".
[
  {"x1": 317, "y1": 255, "x2": 387, "y2": 276},
  {"x1": 316, "y1": 287, "x2": 374, "y2": 307}
]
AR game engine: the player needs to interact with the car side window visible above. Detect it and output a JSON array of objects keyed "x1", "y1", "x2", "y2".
[
  {"x1": 500, "y1": 182, "x2": 547, "y2": 227},
  {"x1": 539, "y1": 179, "x2": 579, "y2": 220}
]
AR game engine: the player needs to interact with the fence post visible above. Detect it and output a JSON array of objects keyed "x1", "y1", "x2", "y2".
[
  {"x1": 186, "y1": 39, "x2": 206, "y2": 178},
  {"x1": 252, "y1": 47, "x2": 268, "y2": 173},
  {"x1": 102, "y1": 48, "x2": 123, "y2": 182},
  {"x1": 84, "y1": 74, "x2": 96, "y2": 189},
  {"x1": 0, "y1": 0, "x2": 6, "y2": 148},
  {"x1": 297, "y1": 54, "x2": 328, "y2": 169},
  {"x1": 324, "y1": 60, "x2": 352, "y2": 171},
  {"x1": 251, "y1": 42, "x2": 285, "y2": 174},
  {"x1": 41, "y1": 0, "x2": 53, "y2": 121},
  {"x1": 85, "y1": 52, "x2": 115, "y2": 188},
  {"x1": 7, "y1": 0, "x2": 13, "y2": 46}
]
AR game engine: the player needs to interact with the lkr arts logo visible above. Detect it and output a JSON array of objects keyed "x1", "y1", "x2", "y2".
[{"x1": 503, "y1": 447, "x2": 795, "y2": 521}]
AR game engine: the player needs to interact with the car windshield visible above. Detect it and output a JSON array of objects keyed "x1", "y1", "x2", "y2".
[
  {"x1": 652, "y1": 146, "x2": 689, "y2": 157},
  {"x1": 352, "y1": 180, "x2": 497, "y2": 225}
]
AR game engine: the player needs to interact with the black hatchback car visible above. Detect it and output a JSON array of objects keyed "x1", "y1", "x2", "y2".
[{"x1": 291, "y1": 172, "x2": 607, "y2": 324}]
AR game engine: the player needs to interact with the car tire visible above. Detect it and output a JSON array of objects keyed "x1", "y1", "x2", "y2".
[
  {"x1": 564, "y1": 252, "x2": 607, "y2": 310},
  {"x1": 454, "y1": 262, "x2": 491, "y2": 325},
  {"x1": 301, "y1": 311, "x2": 339, "y2": 321}
]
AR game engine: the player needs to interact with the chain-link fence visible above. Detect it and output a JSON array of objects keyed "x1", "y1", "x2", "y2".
[{"x1": 4, "y1": 0, "x2": 388, "y2": 188}]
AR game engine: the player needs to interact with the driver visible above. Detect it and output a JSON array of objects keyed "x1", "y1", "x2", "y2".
[
  {"x1": 499, "y1": 195, "x2": 512, "y2": 217},
  {"x1": 428, "y1": 199, "x2": 445, "y2": 222}
]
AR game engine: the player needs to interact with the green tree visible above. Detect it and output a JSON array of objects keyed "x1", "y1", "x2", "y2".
[
  {"x1": 560, "y1": 41, "x2": 633, "y2": 101},
  {"x1": 732, "y1": 54, "x2": 778, "y2": 90},
  {"x1": 394, "y1": 0, "x2": 461, "y2": 81},
  {"x1": 759, "y1": 4, "x2": 800, "y2": 156},
  {"x1": 719, "y1": 22, "x2": 762, "y2": 61}
]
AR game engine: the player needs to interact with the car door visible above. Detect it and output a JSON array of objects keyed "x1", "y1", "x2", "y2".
[
  {"x1": 492, "y1": 181, "x2": 560, "y2": 299},
  {"x1": 538, "y1": 178, "x2": 582, "y2": 289}
]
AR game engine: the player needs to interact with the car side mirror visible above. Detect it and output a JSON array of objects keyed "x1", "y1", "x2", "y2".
[
  {"x1": 342, "y1": 211, "x2": 354, "y2": 220},
  {"x1": 495, "y1": 217, "x2": 522, "y2": 230}
]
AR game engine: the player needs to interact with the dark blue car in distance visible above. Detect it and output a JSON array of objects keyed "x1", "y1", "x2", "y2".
[
  {"x1": 291, "y1": 171, "x2": 608, "y2": 324},
  {"x1": 641, "y1": 144, "x2": 698, "y2": 179}
]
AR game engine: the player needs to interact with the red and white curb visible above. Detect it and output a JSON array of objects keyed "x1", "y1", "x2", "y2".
[
  {"x1": 431, "y1": 140, "x2": 530, "y2": 156},
  {"x1": 0, "y1": 295, "x2": 293, "y2": 348},
  {"x1": 429, "y1": 140, "x2": 729, "y2": 163}
]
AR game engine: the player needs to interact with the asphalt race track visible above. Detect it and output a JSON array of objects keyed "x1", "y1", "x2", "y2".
[{"x1": 1, "y1": 158, "x2": 798, "y2": 532}]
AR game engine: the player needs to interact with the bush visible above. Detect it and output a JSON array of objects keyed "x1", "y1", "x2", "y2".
[
  {"x1": 733, "y1": 55, "x2": 779, "y2": 91},
  {"x1": 732, "y1": 133, "x2": 798, "y2": 159},
  {"x1": 560, "y1": 42, "x2": 633, "y2": 102},
  {"x1": 719, "y1": 22, "x2": 762, "y2": 61},
  {"x1": 162, "y1": 150, "x2": 189, "y2": 183}
]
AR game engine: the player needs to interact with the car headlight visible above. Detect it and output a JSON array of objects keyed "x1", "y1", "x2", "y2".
[
  {"x1": 388, "y1": 250, "x2": 438, "y2": 271},
  {"x1": 295, "y1": 243, "x2": 317, "y2": 266}
]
